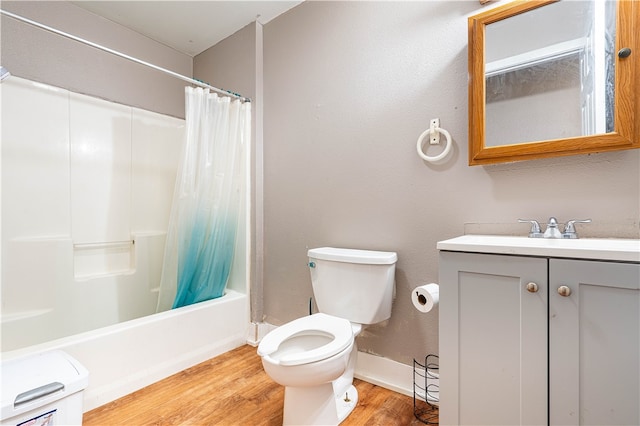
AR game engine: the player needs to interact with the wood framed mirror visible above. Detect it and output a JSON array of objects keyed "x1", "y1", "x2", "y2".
[{"x1": 468, "y1": 0, "x2": 639, "y2": 166}]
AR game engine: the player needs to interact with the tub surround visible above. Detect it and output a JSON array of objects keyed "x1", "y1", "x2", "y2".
[
  {"x1": 2, "y1": 233, "x2": 167, "y2": 351},
  {"x1": 1, "y1": 76, "x2": 183, "y2": 351}
]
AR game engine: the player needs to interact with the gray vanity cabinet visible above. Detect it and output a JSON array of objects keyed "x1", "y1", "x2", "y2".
[
  {"x1": 549, "y1": 259, "x2": 639, "y2": 426},
  {"x1": 439, "y1": 251, "x2": 640, "y2": 426},
  {"x1": 439, "y1": 251, "x2": 548, "y2": 425}
]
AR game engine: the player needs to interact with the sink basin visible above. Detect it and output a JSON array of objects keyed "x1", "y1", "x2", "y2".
[{"x1": 437, "y1": 235, "x2": 640, "y2": 262}]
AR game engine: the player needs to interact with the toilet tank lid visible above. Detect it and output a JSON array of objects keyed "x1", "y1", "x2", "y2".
[{"x1": 308, "y1": 247, "x2": 397, "y2": 265}]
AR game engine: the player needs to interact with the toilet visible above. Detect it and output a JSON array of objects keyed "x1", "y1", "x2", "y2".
[{"x1": 257, "y1": 247, "x2": 397, "y2": 425}]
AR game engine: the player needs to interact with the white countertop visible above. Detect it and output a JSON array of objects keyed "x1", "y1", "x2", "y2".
[{"x1": 437, "y1": 235, "x2": 640, "y2": 262}]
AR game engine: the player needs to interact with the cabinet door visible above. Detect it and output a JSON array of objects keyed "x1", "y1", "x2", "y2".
[
  {"x1": 439, "y1": 252, "x2": 548, "y2": 425},
  {"x1": 550, "y1": 259, "x2": 640, "y2": 425}
]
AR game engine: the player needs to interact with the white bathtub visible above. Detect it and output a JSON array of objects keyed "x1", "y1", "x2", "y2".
[{"x1": 1, "y1": 289, "x2": 250, "y2": 411}]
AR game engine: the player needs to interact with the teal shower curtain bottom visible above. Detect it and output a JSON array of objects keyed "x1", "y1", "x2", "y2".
[{"x1": 157, "y1": 87, "x2": 251, "y2": 311}]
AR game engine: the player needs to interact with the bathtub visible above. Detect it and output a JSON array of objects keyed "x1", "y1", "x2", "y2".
[{"x1": 1, "y1": 289, "x2": 250, "y2": 411}]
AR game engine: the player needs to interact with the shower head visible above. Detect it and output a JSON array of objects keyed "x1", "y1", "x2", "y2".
[{"x1": 1, "y1": 66, "x2": 11, "y2": 82}]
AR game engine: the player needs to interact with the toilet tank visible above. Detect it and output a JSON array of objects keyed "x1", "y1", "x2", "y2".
[{"x1": 308, "y1": 247, "x2": 397, "y2": 325}]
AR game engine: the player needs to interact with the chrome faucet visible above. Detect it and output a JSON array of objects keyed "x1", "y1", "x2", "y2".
[
  {"x1": 543, "y1": 217, "x2": 562, "y2": 239},
  {"x1": 519, "y1": 217, "x2": 592, "y2": 239}
]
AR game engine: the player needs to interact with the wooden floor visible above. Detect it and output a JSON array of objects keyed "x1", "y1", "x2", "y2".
[{"x1": 83, "y1": 345, "x2": 437, "y2": 425}]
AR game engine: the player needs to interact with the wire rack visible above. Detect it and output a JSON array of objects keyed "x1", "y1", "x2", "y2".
[{"x1": 413, "y1": 354, "x2": 439, "y2": 424}]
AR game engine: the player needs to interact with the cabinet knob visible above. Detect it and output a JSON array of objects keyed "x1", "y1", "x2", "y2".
[
  {"x1": 526, "y1": 282, "x2": 539, "y2": 293},
  {"x1": 557, "y1": 285, "x2": 572, "y2": 297}
]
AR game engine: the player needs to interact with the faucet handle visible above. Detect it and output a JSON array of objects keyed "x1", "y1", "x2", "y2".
[
  {"x1": 563, "y1": 219, "x2": 592, "y2": 239},
  {"x1": 518, "y1": 219, "x2": 543, "y2": 238}
]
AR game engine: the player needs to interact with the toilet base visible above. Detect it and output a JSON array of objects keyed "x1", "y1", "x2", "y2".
[
  {"x1": 283, "y1": 383, "x2": 358, "y2": 425},
  {"x1": 335, "y1": 384, "x2": 359, "y2": 424}
]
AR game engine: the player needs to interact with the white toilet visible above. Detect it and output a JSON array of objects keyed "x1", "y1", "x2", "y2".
[{"x1": 257, "y1": 247, "x2": 397, "y2": 425}]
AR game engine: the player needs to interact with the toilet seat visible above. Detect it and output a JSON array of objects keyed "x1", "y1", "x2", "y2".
[{"x1": 258, "y1": 313, "x2": 353, "y2": 366}]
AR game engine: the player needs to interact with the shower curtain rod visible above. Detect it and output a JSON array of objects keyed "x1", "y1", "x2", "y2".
[{"x1": 0, "y1": 9, "x2": 250, "y2": 102}]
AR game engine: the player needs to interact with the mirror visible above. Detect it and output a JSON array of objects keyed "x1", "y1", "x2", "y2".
[{"x1": 468, "y1": 0, "x2": 639, "y2": 165}]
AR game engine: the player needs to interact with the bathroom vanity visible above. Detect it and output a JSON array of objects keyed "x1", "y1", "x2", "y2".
[{"x1": 437, "y1": 235, "x2": 640, "y2": 425}]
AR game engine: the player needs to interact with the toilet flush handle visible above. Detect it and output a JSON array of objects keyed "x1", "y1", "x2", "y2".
[{"x1": 308, "y1": 262, "x2": 316, "y2": 268}]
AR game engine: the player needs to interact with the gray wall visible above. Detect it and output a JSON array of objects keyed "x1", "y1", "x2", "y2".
[
  {"x1": 261, "y1": 1, "x2": 640, "y2": 364},
  {"x1": 1, "y1": 1, "x2": 190, "y2": 118},
  {"x1": 194, "y1": 23, "x2": 256, "y2": 100}
]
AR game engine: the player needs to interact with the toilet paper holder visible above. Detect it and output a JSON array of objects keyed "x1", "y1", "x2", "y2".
[{"x1": 412, "y1": 283, "x2": 439, "y2": 313}]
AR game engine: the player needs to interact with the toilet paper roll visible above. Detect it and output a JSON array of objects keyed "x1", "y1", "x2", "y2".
[{"x1": 411, "y1": 283, "x2": 439, "y2": 313}]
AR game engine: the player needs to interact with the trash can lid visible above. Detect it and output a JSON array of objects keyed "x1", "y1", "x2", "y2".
[{"x1": 1, "y1": 350, "x2": 89, "y2": 421}]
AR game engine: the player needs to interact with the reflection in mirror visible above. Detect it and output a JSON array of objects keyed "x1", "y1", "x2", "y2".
[
  {"x1": 484, "y1": 0, "x2": 616, "y2": 147},
  {"x1": 468, "y1": 0, "x2": 639, "y2": 165}
]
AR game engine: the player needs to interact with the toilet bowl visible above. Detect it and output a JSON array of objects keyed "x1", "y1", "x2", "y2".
[
  {"x1": 258, "y1": 313, "x2": 354, "y2": 387},
  {"x1": 257, "y1": 313, "x2": 359, "y2": 425}
]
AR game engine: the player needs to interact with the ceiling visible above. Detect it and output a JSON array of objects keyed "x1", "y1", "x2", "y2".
[{"x1": 72, "y1": 1, "x2": 303, "y2": 56}]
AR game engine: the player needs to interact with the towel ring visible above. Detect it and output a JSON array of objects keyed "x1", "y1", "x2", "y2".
[{"x1": 417, "y1": 124, "x2": 452, "y2": 163}]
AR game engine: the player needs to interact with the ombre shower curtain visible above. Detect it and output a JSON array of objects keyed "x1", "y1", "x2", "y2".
[{"x1": 157, "y1": 87, "x2": 251, "y2": 311}]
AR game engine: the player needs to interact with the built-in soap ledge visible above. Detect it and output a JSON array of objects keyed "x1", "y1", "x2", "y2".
[{"x1": 73, "y1": 240, "x2": 135, "y2": 280}]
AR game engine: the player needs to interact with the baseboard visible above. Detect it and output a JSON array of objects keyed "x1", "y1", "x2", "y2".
[
  {"x1": 251, "y1": 322, "x2": 414, "y2": 397},
  {"x1": 355, "y1": 351, "x2": 414, "y2": 397},
  {"x1": 246, "y1": 321, "x2": 277, "y2": 346}
]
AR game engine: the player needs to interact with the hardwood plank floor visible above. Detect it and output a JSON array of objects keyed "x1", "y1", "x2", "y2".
[{"x1": 83, "y1": 345, "x2": 437, "y2": 425}]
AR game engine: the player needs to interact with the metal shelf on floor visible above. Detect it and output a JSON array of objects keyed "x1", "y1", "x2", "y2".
[{"x1": 413, "y1": 354, "x2": 439, "y2": 424}]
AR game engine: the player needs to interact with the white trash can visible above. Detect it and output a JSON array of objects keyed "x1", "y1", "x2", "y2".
[{"x1": 1, "y1": 351, "x2": 89, "y2": 426}]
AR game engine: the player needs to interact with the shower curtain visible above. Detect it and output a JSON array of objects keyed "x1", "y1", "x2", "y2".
[{"x1": 157, "y1": 87, "x2": 251, "y2": 311}]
